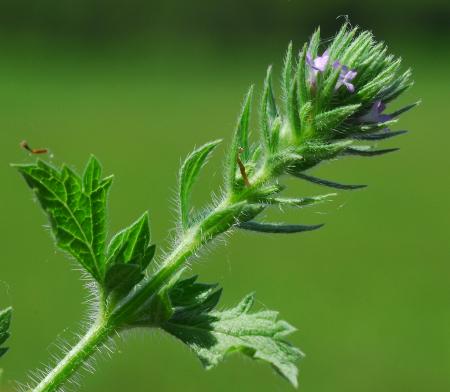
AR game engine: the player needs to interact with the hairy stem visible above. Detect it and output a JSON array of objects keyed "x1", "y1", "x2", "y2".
[
  {"x1": 32, "y1": 319, "x2": 111, "y2": 392},
  {"x1": 35, "y1": 164, "x2": 274, "y2": 391}
]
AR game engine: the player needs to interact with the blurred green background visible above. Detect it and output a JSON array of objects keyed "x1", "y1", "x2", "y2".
[{"x1": 0, "y1": 1, "x2": 449, "y2": 391}]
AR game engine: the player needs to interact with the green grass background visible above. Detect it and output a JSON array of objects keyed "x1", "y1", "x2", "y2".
[{"x1": 0, "y1": 5, "x2": 449, "y2": 392}]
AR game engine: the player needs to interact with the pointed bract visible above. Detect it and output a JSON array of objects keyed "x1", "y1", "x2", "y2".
[
  {"x1": 228, "y1": 87, "x2": 254, "y2": 191},
  {"x1": 238, "y1": 221, "x2": 324, "y2": 234},
  {"x1": 179, "y1": 140, "x2": 222, "y2": 229}
]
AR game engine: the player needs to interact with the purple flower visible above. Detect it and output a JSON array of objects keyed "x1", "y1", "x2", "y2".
[
  {"x1": 333, "y1": 61, "x2": 357, "y2": 93},
  {"x1": 358, "y1": 101, "x2": 393, "y2": 123},
  {"x1": 306, "y1": 50, "x2": 329, "y2": 83}
]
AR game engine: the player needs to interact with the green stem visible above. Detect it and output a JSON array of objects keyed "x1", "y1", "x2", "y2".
[
  {"x1": 32, "y1": 318, "x2": 111, "y2": 392},
  {"x1": 33, "y1": 163, "x2": 275, "y2": 391},
  {"x1": 111, "y1": 164, "x2": 274, "y2": 325}
]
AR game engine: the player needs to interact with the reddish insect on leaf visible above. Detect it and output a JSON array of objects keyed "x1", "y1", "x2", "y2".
[{"x1": 20, "y1": 140, "x2": 48, "y2": 155}]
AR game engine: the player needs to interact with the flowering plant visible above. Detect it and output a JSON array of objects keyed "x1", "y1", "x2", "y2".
[{"x1": 11, "y1": 23, "x2": 416, "y2": 391}]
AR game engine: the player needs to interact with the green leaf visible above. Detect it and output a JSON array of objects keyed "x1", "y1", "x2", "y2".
[
  {"x1": 105, "y1": 212, "x2": 156, "y2": 296},
  {"x1": 162, "y1": 282, "x2": 302, "y2": 387},
  {"x1": 169, "y1": 276, "x2": 218, "y2": 308},
  {"x1": 179, "y1": 140, "x2": 222, "y2": 229},
  {"x1": 104, "y1": 263, "x2": 143, "y2": 297},
  {"x1": 135, "y1": 289, "x2": 174, "y2": 326},
  {"x1": 238, "y1": 221, "x2": 323, "y2": 234},
  {"x1": 107, "y1": 212, "x2": 151, "y2": 266},
  {"x1": 14, "y1": 157, "x2": 113, "y2": 281},
  {"x1": 0, "y1": 307, "x2": 12, "y2": 358},
  {"x1": 228, "y1": 86, "x2": 254, "y2": 191}
]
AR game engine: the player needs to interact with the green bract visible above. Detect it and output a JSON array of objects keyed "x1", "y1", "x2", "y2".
[{"x1": 13, "y1": 24, "x2": 416, "y2": 391}]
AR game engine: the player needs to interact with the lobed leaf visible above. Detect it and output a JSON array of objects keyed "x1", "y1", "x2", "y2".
[
  {"x1": 15, "y1": 156, "x2": 159, "y2": 300},
  {"x1": 159, "y1": 279, "x2": 303, "y2": 387},
  {"x1": 14, "y1": 157, "x2": 112, "y2": 281}
]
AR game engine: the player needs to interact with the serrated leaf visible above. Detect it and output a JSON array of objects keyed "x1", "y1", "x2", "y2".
[
  {"x1": 238, "y1": 221, "x2": 323, "y2": 234},
  {"x1": 107, "y1": 212, "x2": 151, "y2": 266},
  {"x1": 169, "y1": 276, "x2": 219, "y2": 308},
  {"x1": 179, "y1": 140, "x2": 222, "y2": 229},
  {"x1": 105, "y1": 213, "x2": 156, "y2": 296},
  {"x1": 289, "y1": 172, "x2": 367, "y2": 190},
  {"x1": 228, "y1": 87, "x2": 254, "y2": 191},
  {"x1": 0, "y1": 307, "x2": 12, "y2": 358},
  {"x1": 14, "y1": 157, "x2": 112, "y2": 281},
  {"x1": 162, "y1": 284, "x2": 302, "y2": 387}
]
